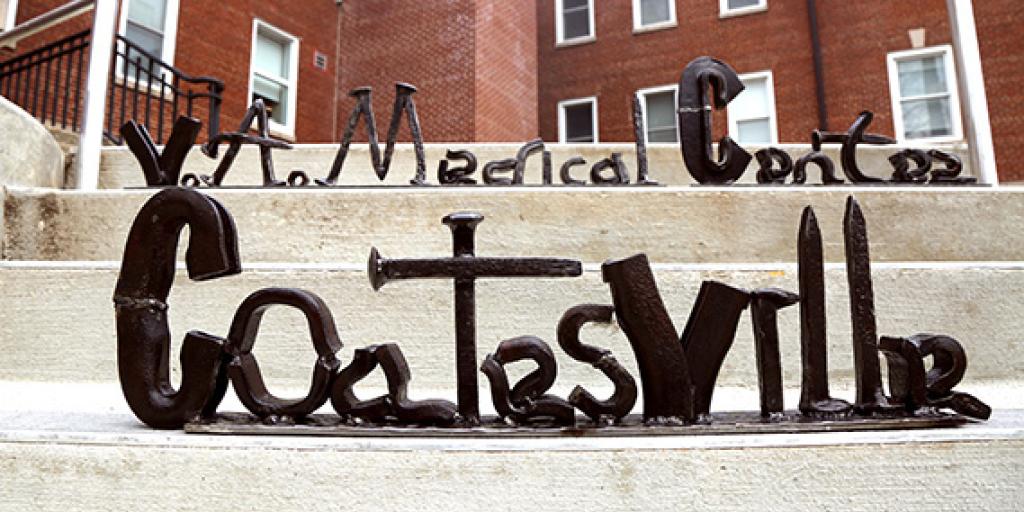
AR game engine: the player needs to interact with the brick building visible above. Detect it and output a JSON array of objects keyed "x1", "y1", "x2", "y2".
[{"x1": 0, "y1": 0, "x2": 1021, "y2": 179}]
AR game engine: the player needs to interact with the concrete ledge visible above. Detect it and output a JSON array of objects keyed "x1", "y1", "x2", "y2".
[
  {"x1": 98, "y1": 142, "x2": 974, "y2": 188},
  {"x1": 0, "y1": 398, "x2": 1021, "y2": 511},
  {"x1": 1, "y1": 263, "x2": 1021, "y2": 393},
  {"x1": 0, "y1": 97, "x2": 64, "y2": 188},
  {"x1": 3, "y1": 187, "x2": 1018, "y2": 263}
]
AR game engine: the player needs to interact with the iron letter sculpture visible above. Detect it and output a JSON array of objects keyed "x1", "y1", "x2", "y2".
[{"x1": 115, "y1": 187, "x2": 990, "y2": 434}]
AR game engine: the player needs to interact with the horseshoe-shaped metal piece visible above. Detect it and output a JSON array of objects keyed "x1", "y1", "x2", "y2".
[
  {"x1": 225, "y1": 288, "x2": 343, "y2": 420},
  {"x1": 677, "y1": 56, "x2": 752, "y2": 184},
  {"x1": 114, "y1": 188, "x2": 242, "y2": 429}
]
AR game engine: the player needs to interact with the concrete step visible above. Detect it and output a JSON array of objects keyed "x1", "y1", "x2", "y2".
[
  {"x1": 0, "y1": 381, "x2": 1021, "y2": 510},
  {"x1": 97, "y1": 142, "x2": 975, "y2": 188},
  {"x1": 4, "y1": 187, "x2": 1018, "y2": 264},
  {"x1": 2, "y1": 262, "x2": 1020, "y2": 396}
]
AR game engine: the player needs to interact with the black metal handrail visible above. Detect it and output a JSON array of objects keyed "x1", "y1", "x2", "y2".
[
  {"x1": 107, "y1": 34, "x2": 224, "y2": 145},
  {"x1": 0, "y1": 29, "x2": 224, "y2": 146},
  {"x1": 0, "y1": 29, "x2": 91, "y2": 133}
]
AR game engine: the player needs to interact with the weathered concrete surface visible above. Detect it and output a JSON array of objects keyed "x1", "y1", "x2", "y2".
[
  {"x1": 4, "y1": 187, "x2": 1020, "y2": 263},
  {"x1": 0, "y1": 97, "x2": 64, "y2": 188},
  {"x1": 98, "y1": 142, "x2": 974, "y2": 188},
  {"x1": 1, "y1": 263, "x2": 1020, "y2": 396},
  {"x1": 0, "y1": 406, "x2": 1021, "y2": 511}
]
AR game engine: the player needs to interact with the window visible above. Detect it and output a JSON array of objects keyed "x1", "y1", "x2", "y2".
[
  {"x1": 727, "y1": 71, "x2": 778, "y2": 145},
  {"x1": 633, "y1": 0, "x2": 676, "y2": 32},
  {"x1": 720, "y1": 0, "x2": 767, "y2": 18},
  {"x1": 249, "y1": 20, "x2": 300, "y2": 137},
  {"x1": 638, "y1": 85, "x2": 679, "y2": 143},
  {"x1": 559, "y1": 97, "x2": 598, "y2": 143},
  {"x1": 0, "y1": 0, "x2": 18, "y2": 32},
  {"x1": 118, "y1": 0, "x2": 179, "y2": 76},
  {"x1": 556, "y1": 0, "x2": 595, "y2": 45},
  {"x1": 887, "y1": 45, "x2": 962, "y2": 142}
]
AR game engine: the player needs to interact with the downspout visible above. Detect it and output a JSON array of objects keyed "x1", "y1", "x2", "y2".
[
  {"x1": 806, "y1": 0, "x2": 828, "y2": 131},
  {"x1": 332, "y1": 0, "x2": 344, "y2": 141}
]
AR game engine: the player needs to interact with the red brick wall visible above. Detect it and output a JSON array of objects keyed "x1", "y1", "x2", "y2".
[
  {"x1": 474, "y1": 0, "x2": 538, "y2": 142},
  {"x1": 337, "y1": 0, "x2": 477, "y2": 143},
  {"x1": 536, "y1": 0, "x2": 1024, "y2": 181}
]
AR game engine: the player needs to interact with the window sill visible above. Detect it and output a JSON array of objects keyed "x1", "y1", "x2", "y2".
[
  {"x1": 555, "y1": 35, "x2": 596, "y2": 48},
  {"x1": 267, "y1": 121, "x2": 295, "y2": 142},
  {"x1": 899, "y1": 135, "x2": 964, "y2": 145},
  {"x1": 633, "y1": 20, "x2": 677, "y2": 34},
  {"x1": 719, "y1": 5, "x2": 768, "y2": 19}
]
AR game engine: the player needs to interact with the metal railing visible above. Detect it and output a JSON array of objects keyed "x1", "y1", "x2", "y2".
[
  {"x1": 106, "y1": 34, "x2": 223, "y2": 145},
  {"x1": 0, "y1": 29, "x2": 90, "y2": 132}
]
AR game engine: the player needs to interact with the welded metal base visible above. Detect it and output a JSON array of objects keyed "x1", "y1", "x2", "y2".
[{"x1": 186, "y1": 411, "x2": 971, "y2": 438}]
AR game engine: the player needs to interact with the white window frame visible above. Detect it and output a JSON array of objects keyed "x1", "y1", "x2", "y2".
[
  {"x1": 886, "y1": 45, "x2": 963, "y2": 144},
  {"x1": 248, "y1": 19, "x2": 300, "y2": 140},
  {"x1": 727, "y1": 70, "x2": 779, "y2": 145},
  {"x1": 555, "y1": 0, "x2": 595, "y2": 47},
  {"x1": 632, "y1": 0, "x2": 677, "y2": 33},
  {"x1": 719, "y1": 0, "x2": 767, "y2": 19},
  {"x1": 558, "y1": 96, "x2": 599, "y2": 143},
  {"x1": 636, "y1": 84, "x2": 679, "y2": 145},
  {"x1": 2, "y1": 0, "x2": 19, "y2": 32},
  {"x1": 117, "y1": 0, "x2": 180, "y2": 68}
]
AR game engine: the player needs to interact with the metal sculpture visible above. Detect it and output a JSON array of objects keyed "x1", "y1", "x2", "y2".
[
  {"x1": 631, "y1": 93, "x2": 657, "y2": 185},
  {"x1": 367, "y1": 212, "x2": 582, "y2": 424},
  {"x1": 113, "y1": 188, "x2": 241, "y2": 429},
  {"x1": 560, "y1": 156, "x2": 587, "y2": 185},
  {"x1": 590, "y1": 152, "x2": 630, "y2": 185},
  {"x1": 317, "y1": 83, "x2": 427, "y2": 186},
  {"x1": 819, "y1": 111, "x2": 895, "y2": 183},
  {"x1": 437, "y1": 149, "x2": 478, "y2": 185},
  {"x1": 755, "y1": 148, "x2": 794, "y2": 185},
  {"x1": 115, "y1": 187, "x2": 992, "y2": 436},
  {"x1": 121, "y1": 116, "x2": 201, "y2": 186},
  {"x1": 194, "y1": 99, "x2": 292, "y2": 187},
  {"x1": 677, "y1": 56, "x2": 752, "y2": 184}
]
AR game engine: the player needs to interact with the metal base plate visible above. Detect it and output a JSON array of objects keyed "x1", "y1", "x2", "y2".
[{"x1": 186, "y1": 411, "x2": 971, "y2": 438}]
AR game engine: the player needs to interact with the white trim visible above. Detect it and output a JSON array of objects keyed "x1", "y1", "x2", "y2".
[
  {"x1": 632, "y1": 0, "x2": 677, "y2": 33},
  {"x1": 76, "y1": 0, "x2": 117, "y2": 190},
  {"x1": 248, "y1": 19, "x2": 300, "y2": 140},
  {"x1": 2, "y1": 0, "x2": 19, "y2": 31},
  {"x1": 636, "y1": 84, "x2": 679, "y2": 145},
  {"x1": 719, "y1": 0, "x2": 767, "y2": 18},
  {"x1": 555, "y1": 0, "x2": 595, "y2": 46},
  {"x1": 558, "y1": 96, "x2": 598, "y2": 143},
  {"x1": 117, "y1": 0, "x2": 179, "y2": 68},
  {"x1": 886, "y1": 45, "x2": 964, "y2": 144},
  {"x1": 727, "y1": 70, "x2": 779, "y2": 145}
]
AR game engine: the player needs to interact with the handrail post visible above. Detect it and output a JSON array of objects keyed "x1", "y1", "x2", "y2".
[
  {"x1": 75, "y1": 0, "x2": 118, "y2": 190},
  {"x1": 946, "y1": 0, "x2": 998, "y2": 185}
]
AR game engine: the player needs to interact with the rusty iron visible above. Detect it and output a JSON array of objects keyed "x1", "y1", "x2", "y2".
[
  {"x1": 754, "y1": 148, "x2": 794, "y2": 184},
  {"x1": 122, "y1": 116, "x2": 201, "y2": 186},
  {"x1": 929, "y1": 149, "x2": 977, "y2": 184},
  {"x1": 368, "y1": 212, "x2": 582, "y2": 424},
  {"x1": 677, "y1": 56, "x2": 752, "y2": 184},
  {"x1": 794, "y1": 130, "x2": 844, "y2": 185},
  {"x1": 557, "y1": 304, "x2": 638, "y2": 423},
  {"x1": 437, "y1": 149, "x2": 479, "y2": 185},
  {"x1": 750, "y1": 288, "x2": 799, "y2": 418},
  {"x1": 482, "y1": 158, "x2": 517, "y2": 185},
  {"x1": 680, "y1": 281, "x2": 751, "y2": 420},
  {"x1": 225, "y1": 288, "x2": 342, "y2": 422},
  {"x1": 844, "y1": 197, "x2": 898, "y2": 413},
  {"x1": 113, "y1": 188, "x2": 241, "y2": 429},
  {"x1": 631, "y1": 93, "x2": 657, "y2": 185},
  {"x1": 481, "y1": 336, "x2": 576, "y2": 425},
  {"x1": 798, "y1": 206, "x2": 852, "y2": 417},
  {"x1": 332, "y1": 343, "x2": 459, "y2": 426},
  {"x1": 560, "y1": 156, "x2": 587, "y2": 185},
  {"x1": 819, "y1": 111, "x2": 896, "y2": 183},
  {"x1": 197, "y1": 99, "x2": 293, "y2": 187},
  {"x1": 590, "y1": 152, "x2": 630, "y2": 185},
  {"x1": 880, "y1": 334, "x2": 991, "y2": 420},
  {"x1": 317, "y1": 83, "x2": 427, "y2": 186},
  {"x1": 602, "y1": 254, "x2": 695, "y2": 424},
  {"x1": 888, "y1": 149, "x2": 932, "y2": 183}
]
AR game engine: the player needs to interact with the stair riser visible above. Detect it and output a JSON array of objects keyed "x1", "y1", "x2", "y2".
[
  {"x1": 1, "y1": 266, "x2": 1019, "y2": 393},
  {"x1": 5, "y1": 188, "x2": 1018, "y2": 263}
]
